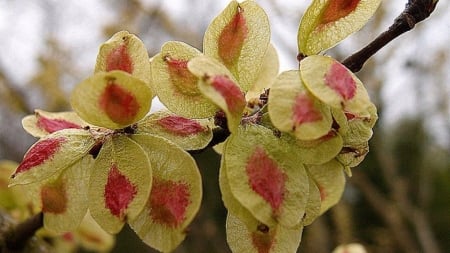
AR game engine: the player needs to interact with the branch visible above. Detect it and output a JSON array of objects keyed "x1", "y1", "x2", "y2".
[
  {"x1": 5, "y1": 212, "x2": 44, "y2": 251},
  {"x1": 349, "y1": 170, "x2": 421, "y2": 253},
  {"x1": 342, "y1": 0, "x2": 439, "y2": 72}
]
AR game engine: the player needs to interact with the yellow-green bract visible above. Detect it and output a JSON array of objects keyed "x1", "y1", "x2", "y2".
[
  {"x1": 70, "y1": 71, "x2": 152, "y2": 129},
  {"x1": 298, "y1": 0, "x2": 382, "y2": 55},
  {"x1": 129, "y1": 134, "x2": 202, "y2": 253},
  {"x1": 88, "y1": 135, "x2": 152, "y2": 234}
]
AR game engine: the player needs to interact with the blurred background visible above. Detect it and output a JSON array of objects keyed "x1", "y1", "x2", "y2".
[{"x1": 0, "y1": 0, "x2": 449, "y2": 252}]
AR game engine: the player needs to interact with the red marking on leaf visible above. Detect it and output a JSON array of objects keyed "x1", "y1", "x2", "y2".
[
  {"x1": 246, "y1": 146, "x2": 286, "y2": 213},
  {"x1": 106, "y1": 44, "x2": 133, "y2": 73},
  {"x1": 157, "y1": 115, "x2": 206, "y2": 136},
  {"x1": 318, "y1": 184, "x2": 327, "y2": 201},
  {"x1": 211, "y1": 75, "x2": 245, "y2": 114},
  {"x1": 41, "y1": 181, "x2": 67, "y2": 214},
  {"x1": 319, "y1": 130, "x2": 337, "y2": 142},
  {"x1": 292, "y1": 93, "x2": 323, "y2": 125},
  {"x1": 149, "y1": 179, "x2": 190, "y2": 228},
  {"x1": 345, "y1": 112, "x2": 356, "y2": 120},
  {"x1": 37, "y1": 114, "x2": 82, "y2": 133},
  {"x1": 104, "y1": 165, "x2": 137, "y2": 219},
  {"x1": 218, "y1": 5, "x2": 248, "y2": 67},
  {"x1": 62, "y1": 232, "x2": 75, "y2": 242},
  {"x1": 324, "y1": 62, "x2": 357, "y2": 100},
  {"x1": 165, "y1": 57, "x2": 199, "y2": 95},
  {"x1": 14, "y1": 137, "x2": 66, "y2": 176},
  {"x1": 99, "y1": 81, "x2": 140, "y2": 125},
  {"x1": 251, "y1": 229, "x2": 275, "y2": 253},
  {"x1": 320, "y1": 0, "x2": 361, "y2": 25}
]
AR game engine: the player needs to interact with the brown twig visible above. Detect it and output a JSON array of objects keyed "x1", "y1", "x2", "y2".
[
  {"x1": 342, "y1": 0, "x2": 439, "y2": 72},
  {"x1": 5, "y1": 212, "x2": 44, "y2": 251}
]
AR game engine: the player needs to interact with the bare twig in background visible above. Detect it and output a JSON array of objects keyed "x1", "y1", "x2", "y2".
[
  {"x1": 343, "y1": 0, "x2": 439, "y2": 72},
  {"x1": 3, "y1": 212, "x2": 44, "y2": 251}
]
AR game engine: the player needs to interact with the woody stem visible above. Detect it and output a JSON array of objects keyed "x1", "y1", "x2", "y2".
[
  {"x1": 342, "y1": 0, "x2": 438, "y2": 72},
  {"x1": 5, "y1": 212, "x2": 44, "y2": 251}
]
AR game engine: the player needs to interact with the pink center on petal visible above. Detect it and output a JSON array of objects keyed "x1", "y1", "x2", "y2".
[
  {"x1": 251, "y1": 227, "x2": 276, "y2": 253},
  {"x1": 41, "y1": 181, "x2": 67, "y2": 214},
  {"x1": 246, "y1": 146, "x2": 286, "y2": 213},
  {"x1": 318, "y1": 184, "x2": 327, "y2": 201},
  {"x1": 166, "y1": 57, "x2": 200, "y2": 96},
  {"x1": 149, "y1": 179, "x2": 190, "y2": 228},
  {"x1": 62, "y1": 233, "x2": 75, "y2": 242},
  {"x1": 292, "y1": 93, "x2": 323, "y2": 125},
  {"x1": 324, "y1": 62, "x2": 357, "y2": 100},
  {"x1": 157, "y1": 115, "x2": 206, "y2": 136},
  {"x1": 14, "y1": 137, "x2": 66, "y2": 176},
  {"x1": 211, "y1": 75, "x2": 246, "y2": 114},
  {"x1": 218, "y1": 5, "x2": 248, "y2": 67},
  {"x1": 106, "y1": 44, "x2": 133, "y2": 74},
  {"x1": 320, "y1": 0, "x2": 361, "y2": 25},
  {"x1": 104, "y1": 165, "x2": 137, "y2": 218},
  {"x1": 99, "y1": 82, "x2": 140, "y2": 125},
  {"x1": 37, "y1": 114, "x2": 81, "y2": 133}
]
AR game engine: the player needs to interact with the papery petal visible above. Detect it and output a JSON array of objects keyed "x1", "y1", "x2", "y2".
[
  {"x1": 129, "y1": 134, "x2": 202, "y2": 252},
  {"x1": 10, "y1": 129, "x2": 95, "y2": 186},
  {"x1": 204, "y1": 0, "x2": 270, "y2": 92},
  {"x1": 95, "y1": 31, "x2": 152, "y2": 86},
  {"x1": 225, "y1": 125, "x2": 309, "y2": 227},
  {"x1": 268, "y1": 70, "x2": 333, "y2": 141},
  {"x1": 151, "y1": 41, "x2": 217, "y2": 118},
  {"x1": 136, "y1": 110, "x2": 213, "y2": 151},
  {"x1": 70, "y1": 71, "x2": 152, "y2": 129},
  {"x1": 300, "y1": 55, "x2": 372, "y2": 118},
  {"x1": 22, "y1": 109, "x2": 86, "y2": 138},
  {"x1": 226, "y1": 212, "x2": 303, "y2": 253},
  {"x1": 298, "y1": 0, "x2": 382, "y2": 55},
  {"x1": 89, "y1": 135, "x2": 152, "y2": 234}
]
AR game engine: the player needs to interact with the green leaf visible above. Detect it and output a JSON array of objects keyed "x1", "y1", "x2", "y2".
[
  {"x1": 188, "y1": 56, "x2": 246, "y2": 133},
  {"x1": 204, "y1": 0, "x2": 270, "y2": 91},
  {"x1": 95, "y1": 31, "x2": 152, "y2": 86},
  {"x1": 22, "y1": 109, "x2": 86, "y2": 138},
  {"x1": 219, "y1": 146, "x2": 256, "y2": 228},
  {"x1": 300, "y1": 55, "x2": 372, "y2": 117},
  {"x1": 129, "y1": 134, "x2": 202, "y2": 253},
  {"x1": 332, "y1": 102, "x2": 377, "y2": 142},
  {"x1": 298, "y1": 0, "x2": 382, "y2": 55},
  {"x1": 225, "y1": 125, "x2": 309, "y2": 227},
  {"x1": 89, "y1": 135, "x2": 152, "y2": 234},
  {"x1": 336, "y1": 141, "x2": 369, "y2": 168},
  {"x1": 301, "y1": 177, "x2": 321, "y2": 226},
  {"x1": 268, "y1": 70, "x2": 333, "y2": 141},
  {"x1": 70, "y1": 71, "x2": 152, "y2": 129},
  {"x1": 136, "y1": 110, "x2": 213, "y2": 151},
  {"x1": 226, "y1": 212, "x2": 303, "y2": 253},
  {"x1": 151, "y1": 41, "x2": 217, "y2": 118},
  {"x1": 73, "y1": 211, "x2": 115, "y2": 252},
  {"x1": 23, "y1": 155, "x2": 93, "y2": 233},
  {"x1": 285, "y1": 131, "x2": 343, "y2": 165},
  {"x1": 10, "y1": 129, "x2": 96, "y2": 186},
  {"x1": 246, "y1": 44, "x2": 280, "y2": 101},
  {"x1": 307, "y1": 159, "x2": 345, "y2": 215}
]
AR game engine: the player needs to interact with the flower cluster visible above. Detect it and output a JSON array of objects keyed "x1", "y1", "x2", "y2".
[
  {"x1": 9, "y1": 0, "x2": 381, "y2": 252},
  {"x1": 10, "y1": 31, "x2": 211, "y2": 252}
]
